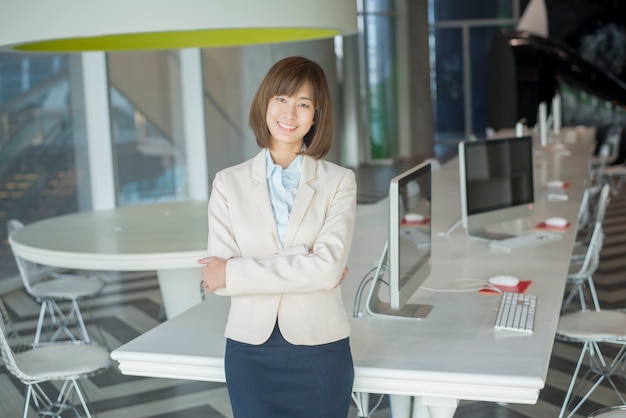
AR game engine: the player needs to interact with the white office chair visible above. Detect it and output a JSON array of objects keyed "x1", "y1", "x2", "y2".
[
  {"x1": 573, "y1": 183, "x2": 610, "y2": 251},
  {"x1": 604, "y1": 164, "x2": 626, "y2": 196},
  {"x1": 7, "y1": 219, "x2": 106, "y2": 345},
  {"x1": 562, "y1": 220, "x2": 604, "y2": 313},
  {"x1": 590, "y1": 125, "x2": 622, "y2": 170},
  {"x1": 588, "y1": 142, "x2": 611, "y2": 193},
  {"x1": 0, "y1": 297, "x2": 111, "y2": 418},
  {"x1": 575, "y1": 187, "x2": 592, "y2": 241},
  {"x1": 556, "y1": 310, "x2": 626, "y2": 418},
  {"x1": 598, "y1": 127, "x2": 626, "y2": 197}
]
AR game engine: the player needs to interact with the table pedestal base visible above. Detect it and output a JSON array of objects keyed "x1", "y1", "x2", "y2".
[{"x1": 157, "y1": 267, "x2": 203, "y2": 319}]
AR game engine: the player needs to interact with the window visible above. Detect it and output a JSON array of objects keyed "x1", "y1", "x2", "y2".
[{"x1": 428, "y1": 0, "x2": 527, "y2": 145}]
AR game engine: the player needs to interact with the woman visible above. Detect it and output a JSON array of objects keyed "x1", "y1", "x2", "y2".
[{"x1": 198, "y1": 56, "x2": 357, "y2": 418}]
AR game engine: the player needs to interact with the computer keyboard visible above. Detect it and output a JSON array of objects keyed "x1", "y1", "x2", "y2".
[
  {"x1": 494, "y1": 291, "x2": 536, "y2": 333},
  {"x1": 488, "y1": 231, "x2": 562, "y2": 252}
]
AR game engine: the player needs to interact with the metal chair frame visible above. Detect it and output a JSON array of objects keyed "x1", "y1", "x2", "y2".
[
  {"x1": 575, "y1": 183, "x2": 610, "y2": 247},
  {"x1": 7, "y1": 219, "x2": 105, "y2": 345},
  {"x1": 557, "y1": 310, "x2": 626, "y2": 418},
  {"x1": 562, "y1": 221, "x2": 604, "y2": 313},
  {"x1": 588, "y1": 405, "x2": 626, "y2": 417},
  {"x1": 0, "y1": 297, "x2": 110, "y2": 418},
  {"x1": 604, "y1": 165, "x2": 626, "y2": 196}
]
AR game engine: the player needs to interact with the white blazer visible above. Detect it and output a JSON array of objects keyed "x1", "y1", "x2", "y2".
[{"x1": 208, "y1": 149, "x2": 357, "y2": 345}]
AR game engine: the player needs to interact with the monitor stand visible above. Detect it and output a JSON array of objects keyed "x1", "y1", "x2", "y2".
[{"x1": 365, "y1": 242, "x2": 433, "y2": 320}]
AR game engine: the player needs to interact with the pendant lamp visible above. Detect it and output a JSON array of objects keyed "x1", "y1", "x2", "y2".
[{"x1": 0, "y1": 0, "x2": 357, "y2": 52}]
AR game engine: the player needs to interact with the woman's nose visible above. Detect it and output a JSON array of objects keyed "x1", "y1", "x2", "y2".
[{"x1": 284, "y1": 102, "x2": 297, "y2": 117}]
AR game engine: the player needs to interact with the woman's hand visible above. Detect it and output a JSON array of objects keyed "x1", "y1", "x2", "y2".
[{"x1": 197, "y1": 256, "x2": 227, "y2": 293}]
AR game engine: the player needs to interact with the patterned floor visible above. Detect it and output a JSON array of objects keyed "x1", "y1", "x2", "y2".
[{"x1": 1, "y1": 192, "x2": 626, "y2": 417}]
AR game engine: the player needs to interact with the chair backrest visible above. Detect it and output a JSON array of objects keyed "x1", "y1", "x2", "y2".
[
  {"x1": 593, "y1": 183, "x2": 611, "y2": 225},
  {"x1": 576, "y1": 187, "x2": 591, "y2": 232},
  {"x1": 0, "y1": 298, "x2": 34, "y2": 384},
  {"x1": 577, "y1": 221, "x2": 605, "y2": 277},
  {"x1": 6, "y1": 219, "x2": 54, "y2": 295},
  {"x1": 591, "y1": 143, "x2": 611, "y2": 187}
]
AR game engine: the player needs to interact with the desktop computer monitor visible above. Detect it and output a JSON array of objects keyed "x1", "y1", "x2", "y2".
[
  {"x1": 366, "y1": 160, "x2": 433, "y2": 319},
  {"x1": 458, "y1": 135, "x2": 534, "y2": 240}
]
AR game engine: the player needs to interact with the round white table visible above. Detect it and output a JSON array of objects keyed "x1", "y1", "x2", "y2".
[{"x1": 9, "y1": 201, "x2": 208, "y2": 318}]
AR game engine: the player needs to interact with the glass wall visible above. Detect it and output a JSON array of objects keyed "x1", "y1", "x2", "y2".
[
  {"x1": 431, "y1": 26, "x2": 464, "y2": 142},
  {"x1": 428, "y1": 0, "x2": 528, "y2": 145},
  {"x1": 107, "y1": 51, "x2": 187, "y2": 205},
  {"x1": 0, "y1": 51, "x2": 193, "y2": 284},
  {"x1": 0, "y1": 53, "x2": 76, "y2": 280}
]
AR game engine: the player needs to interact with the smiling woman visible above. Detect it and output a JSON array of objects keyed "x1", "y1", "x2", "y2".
[
  {"x1": 198, "y1": 56, "x2": 357, "y2": 418},
  {"x1": 264, "y1": 83, "x2": 316, "y2": 165},
  {"x1": 248, "y1": 56, "x2": 335, "y2": 159}
]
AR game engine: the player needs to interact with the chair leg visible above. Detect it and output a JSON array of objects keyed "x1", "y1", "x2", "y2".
[
  {"x1": 562, "y1": 279, "x2": 599, "y2": 313},
  {"x1": 562, "y1": 288, "x2": 574, "y2": 313},
  {"x1": 562, "y1": 282, "x2": 585, "y2": 313},
  {"x1": 23, "y1": 379, "x2": 93, "y2": 418},
  {"x1": 577, "y1": 285, "x2": 587, "y2": 311},
  {"x1": 22, "y1": 385, "x2": 32, "y2": 418},
  {"x1": 608, "y1": 175, "x2": 626, "y2": 196},
  {"x1": 53, "y1": 378, "x2": 93, "y2": 417},
  {"x1": 71, "y1": 378, "x2": 94, "y2": 418},
  {"x1": 36, "y1": 299, "x2": 93, "y2": 344},
  {"x1": 33, "y1": 301, "x2": 49, "y2": 345},
  {"x1": 560, "y1": 342, "x2": 626, "y2": 418},
  {"x1": 49, "y1": 301, "x2": 75, "y2": 343},
  {"x1": 23, "y1": 383, "x2": 57, "y2": 418},
  {"x1": 72, "y1": 300, "x2": 91, "y2": 343},
  {"x1": 559, "y1": 341, "x2": 588, "y2": 418},
  {"x1": 587, "y1": 275, "x2": 600, "y2": 311}
]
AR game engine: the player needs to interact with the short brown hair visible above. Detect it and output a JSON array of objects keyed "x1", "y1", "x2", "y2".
[{"x1": 249, "y1": 56, "x2": 334, "y2": 159}]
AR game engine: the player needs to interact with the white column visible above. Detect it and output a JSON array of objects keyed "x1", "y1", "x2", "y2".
[
  {"x1": 82, "y1": 52, "x2": 116, "y2": 210},
  {"x1": 179, "y1": 48, "x2": 208, "y2": 201}
]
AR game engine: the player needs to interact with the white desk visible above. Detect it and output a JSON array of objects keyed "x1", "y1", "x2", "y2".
[
  {"x1": 8, "y1": 201, "x2": 208, "y2": 319},
  {"x1": 112, "y1": 128, "x2": 595, "y2": 418}
]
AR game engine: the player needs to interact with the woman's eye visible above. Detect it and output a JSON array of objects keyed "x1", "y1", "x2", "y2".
[{"x1": 276, "y1": 97, "x2": 287, "y2": 103}]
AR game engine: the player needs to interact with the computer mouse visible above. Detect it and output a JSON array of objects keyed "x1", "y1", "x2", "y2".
[
  {"x1": 488, "y1": 275, "x2": 520, "y2": 287},
  {"x1": 403, "y1": 213, "x2": 425, "y2": 222},
  {"x1": 545, "y1": 217, "x2": 568, "y2": 228}
]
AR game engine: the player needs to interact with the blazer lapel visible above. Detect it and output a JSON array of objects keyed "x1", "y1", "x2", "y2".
[
  {"x1": 251, "y1": 150, "x2": 282, "y2": 246},
  {"x1": 284, "y1": 156, "x2": 315, "y2": 247}
]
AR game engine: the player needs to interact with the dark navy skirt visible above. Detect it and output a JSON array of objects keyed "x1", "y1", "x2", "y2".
[{"x1": 224, "y1": 323, "x2": 354, "y2": 418}]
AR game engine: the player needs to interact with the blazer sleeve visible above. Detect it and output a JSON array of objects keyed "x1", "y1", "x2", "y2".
[{"x1": 214, "y1": 168, "x2": 357, "y2": 296}]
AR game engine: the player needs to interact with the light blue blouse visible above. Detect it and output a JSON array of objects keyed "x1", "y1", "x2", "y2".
[{"x1": 265, "y1": 149, "x2": 302, "y2": 247}]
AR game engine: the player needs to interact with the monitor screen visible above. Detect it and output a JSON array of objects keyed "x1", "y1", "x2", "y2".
[
  {"x1": 366, "y1": 160, "x2": 433, "y2": 319},
  {"x1": 389, "y1": 161, "x2": 432, "y2": 310},
  {"x1": 458, "y1": 135, "x2": 534, "y2": 239}
]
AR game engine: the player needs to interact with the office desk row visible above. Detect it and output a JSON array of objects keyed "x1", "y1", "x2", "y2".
[
  {"x1": 16, "y1": 127, "x2": 597, "y2": 418},
  {"x1": 111, "y1": 128, "x2": 595, "y2": 418}
]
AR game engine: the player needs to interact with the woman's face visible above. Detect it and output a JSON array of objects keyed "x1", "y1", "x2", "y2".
[{"x1": 266, "y1": 82, "x2": 315, "y2": 151}]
